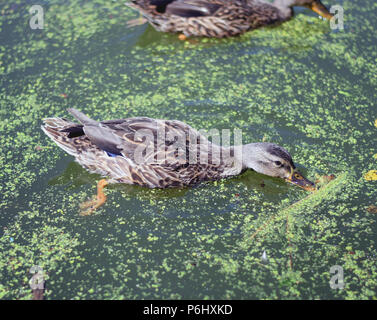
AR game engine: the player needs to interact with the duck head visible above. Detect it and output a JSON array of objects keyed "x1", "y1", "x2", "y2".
[
  {"x1": 242, "y1": 142, "x2": 316, "y2": 191},
  {"x1": 274, "y1": 0, "x2": 333, "y2": 20}
]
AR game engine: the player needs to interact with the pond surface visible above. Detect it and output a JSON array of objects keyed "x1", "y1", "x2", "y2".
[{"x1": 0, "y1": 0, "x2": 376, "y2": 299}]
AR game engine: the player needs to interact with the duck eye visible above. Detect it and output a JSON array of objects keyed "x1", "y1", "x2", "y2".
[{"x1": 274, "y1": 161, "x2": 282, "y2": 166}]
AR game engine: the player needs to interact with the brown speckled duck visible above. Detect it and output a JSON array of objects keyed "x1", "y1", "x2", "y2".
[
  {"x1": 42, "y1": 108, "x2": 315, "y2": 215},
  {"x1": 125, "y1": 0, "x2": 333, "y2": 38}
]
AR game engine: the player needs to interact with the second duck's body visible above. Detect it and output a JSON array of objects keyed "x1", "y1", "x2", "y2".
[{"x1": 126, "y1": 0, "x2": 333, "y2": 38}]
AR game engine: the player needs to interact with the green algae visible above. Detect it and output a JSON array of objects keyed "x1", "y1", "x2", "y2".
[{"x1": 0, "y1": 0, "x2": 377, "y2": 299}]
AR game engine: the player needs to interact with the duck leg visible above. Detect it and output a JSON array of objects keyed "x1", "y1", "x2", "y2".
[{"x1": 80, "y1": 179, "x2": 109, "y2": 216}]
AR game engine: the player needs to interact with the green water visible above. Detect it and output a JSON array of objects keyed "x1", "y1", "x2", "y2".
[{"x1": 0, "y1": 0, "x2": 376, "y2": 299}]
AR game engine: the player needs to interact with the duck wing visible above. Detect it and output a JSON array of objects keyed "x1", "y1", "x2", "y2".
[
  {"x1": 100, "y1": 117, "x2": 198, "y2": 166},
  {"x1": 128, "y1": 0, "x2": 222, "y2": 16},
  {"x1": 165, "y1": 0, "x2": 222, "y2": 17},
  {"x1": 67, "y1": 109, "x2": 199, "y2": 166},
  {"x1": 66, "y1": 108, "x2": 125, "y2": 156}
]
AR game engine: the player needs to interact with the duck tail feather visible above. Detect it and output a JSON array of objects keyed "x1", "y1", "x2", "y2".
[{"x1": 67, "y1": 108, "x2": 96, "y2": 125}]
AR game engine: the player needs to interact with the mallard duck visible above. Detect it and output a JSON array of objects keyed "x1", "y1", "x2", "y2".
[
  {"x1": 125, "y1": 0, "x2": 333, "y2": 38},
  {"x1": 42, "y1": 108, "x2": 315, "y2": 215}
]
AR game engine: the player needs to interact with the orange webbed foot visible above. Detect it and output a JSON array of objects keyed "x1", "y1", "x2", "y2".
[
  {"x1": 80, "y1": 179, "x2": 109, "y2": 216},
  {"x1": 178, "y1": 34, "x2": 187, "y2": 41}
]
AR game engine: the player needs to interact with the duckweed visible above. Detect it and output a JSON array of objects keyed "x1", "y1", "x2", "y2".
[
  {"x1": 364, "y1": 170, "x2": 377, "y2": 181},
  {"x1": 0, "y1": 0, "x2": 376, "y2": 299}
]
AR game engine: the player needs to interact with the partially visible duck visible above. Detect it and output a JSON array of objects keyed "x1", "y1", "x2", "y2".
[{"x1": 125, "y1": 0, "x2": 333, "y2": 38}]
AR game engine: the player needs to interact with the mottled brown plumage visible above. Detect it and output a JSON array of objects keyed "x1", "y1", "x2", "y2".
[
  {"x1": 42, "y1": 109, "x2": 242, "y2": 188},
  {"x1": 125, "y1": 0, "x2": 333, "y2": 38}
]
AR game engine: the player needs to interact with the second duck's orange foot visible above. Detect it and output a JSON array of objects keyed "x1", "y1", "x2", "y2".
[
  {"x1": 79, "y1": 179, "x2": 109, "y2": 216},
  {"x1": 178, "y1": 34, "x2": 187, "y2": 41}
]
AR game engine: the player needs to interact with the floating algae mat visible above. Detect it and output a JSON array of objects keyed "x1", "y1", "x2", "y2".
[
  {"x1": 247, "y1": 172, "x2": 351, "y2": 242},
  {"x1": 1, "y1": 0, "x2": 377, "y2": 299},
  {"x1": 280, "y1": 172, "x2": 349, "y2": 216}
]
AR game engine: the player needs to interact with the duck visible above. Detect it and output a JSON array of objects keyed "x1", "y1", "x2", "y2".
[
  {"x1": 42, "y1": 108, "x2": 315, "y2": 215},
  {"x1": 125, "y1": 0, "x2": 333, "y2": 38}
]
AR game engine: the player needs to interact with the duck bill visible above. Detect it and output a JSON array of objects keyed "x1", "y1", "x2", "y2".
[
  {"x1": 308, "y1": 0, "x2": 333, "y2": 20},
  {"x1": 286, "y1": 171, "x2": 316, "y2": 192}
]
